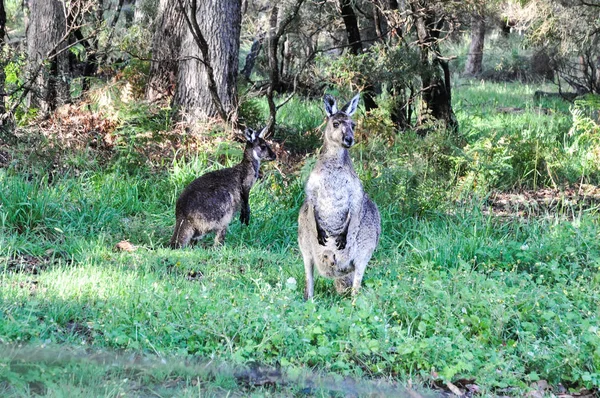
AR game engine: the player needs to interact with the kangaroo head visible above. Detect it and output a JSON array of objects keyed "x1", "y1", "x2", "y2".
[
  {"x1": 244, "y1": 127, "x2": 277, "y2": 161},
  {"x1": 323, "y1": 93, "x2": 360, "y2": 149}
]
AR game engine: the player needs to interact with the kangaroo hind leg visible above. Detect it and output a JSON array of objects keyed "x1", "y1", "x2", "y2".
[{"x1": 170, "y1": 218, "x2": 195, "y2": 249}]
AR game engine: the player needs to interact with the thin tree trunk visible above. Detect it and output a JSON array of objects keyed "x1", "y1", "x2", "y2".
[
  {"x1": 99, "y1": 0, "x2": 125, "y2": 65},
  {"x1": 0, "y1": 0, "x2": 6, "y2": 120},
  {"x1": 464, "y1": 13, "x2": 485, "y2": 76},
  {"x1": 146, "y1": 0, "x2": 184, "y2": 101},
  {"x1": 174, "y1": 0, "x2": 241, "y2": 124},
  {"x1": 241, "y1": 32, "x2": 264, "y2": 80},
  {"x1": 265, "y1": 0, "x2": 305, "y2": 135},
  {"x1": 267, "y1": 5, "x2": 281, "y2": 93},
  {"x1": 338, "y1": 0, "x2": 377, "y2": 111},
  {"x1": 414, "y1": 8, "x2": 457, "y2": 133},
  {"x1": 26, "y1": 0, "x2": 71, "y2": 115},
  {"x1": 339, "y1": 0, "x2": 362, "y2": 55}
]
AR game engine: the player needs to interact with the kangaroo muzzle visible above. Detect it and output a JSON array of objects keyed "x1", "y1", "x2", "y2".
[{"x1": 342, "y1": 135, "x2": 354, "y2": 148}]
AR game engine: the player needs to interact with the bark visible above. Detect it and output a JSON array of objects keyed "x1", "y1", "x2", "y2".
[
  {"x1": 338, "y1": 0, "x2": 377, "y2": 111},
  {"x1": 464, "y1": 13, "x2": 485, "y2": 76},
  {"x1": 264, "y1": 0, "x2": 305, "y2": 135},
  {"x1": 70, "y1": 0, "x2": 103, "y2": 95},
  {"x1": 267, "y1": 6, "x2": 282, "y2": 93},
  {"x1": 390, "y1": 84, "x2": 413, "y2": 130},
  {"x1": 414, "y1": 6, "x2": 457, "y2": 133},
  {"x1": 174, "y1": 0, "x2": 241, "y2": 123},
  {"x1": 240, "y1": 32, "x2": 264, "y2": 80},
  {"x1": 100, "y1": 0, "x2": 125, "y2": 65},
  {"x1": 26, "y1": 0, "x2": 71, "y2": 115},
  {"x1": 0, "y1": 0, "x2": 6, "y2": 120},
  {"x1": 339, "y1": 0, "x2": 363, "y2": 55},
  {"x1": 146, "y1": 0, "x2": 184, "y2": 101}
]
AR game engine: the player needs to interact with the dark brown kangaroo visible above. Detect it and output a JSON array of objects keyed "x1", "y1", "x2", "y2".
[{"x1": 170, "y1": 127, "x2": 276, "y2": 248}]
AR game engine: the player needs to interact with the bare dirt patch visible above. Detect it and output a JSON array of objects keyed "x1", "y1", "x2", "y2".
[
  {"x1": 484, "y1": 184, "x2": 600, "y2": 218},
  {"x1": 4, "y1": 254, "x2": 49, "y2": 275}
]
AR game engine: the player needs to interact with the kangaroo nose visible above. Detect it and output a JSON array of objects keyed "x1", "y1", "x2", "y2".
[{"x1": 342, "y1": 136, "x2": 354, "y2": 148}]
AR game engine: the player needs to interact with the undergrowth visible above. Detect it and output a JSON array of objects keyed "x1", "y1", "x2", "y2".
[{"x1": 1, "y1": 81, "x2": 599, "y2": 396}]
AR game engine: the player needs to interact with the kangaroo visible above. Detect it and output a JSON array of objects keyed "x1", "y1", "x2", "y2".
[
  {"x1": 170, "y1": 127, "x2": 276, "y2": 248},
  {"x1": 298, "y1": 94, "x2": 381, "y2": 299}
]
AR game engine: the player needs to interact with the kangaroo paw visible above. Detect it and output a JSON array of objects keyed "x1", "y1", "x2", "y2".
[
  {"x1": 335, "y1": 233, "x2": 347, "y2": 250},
  {"x1": 317, "y1": 227, "x2": 328, "y2": 246}
]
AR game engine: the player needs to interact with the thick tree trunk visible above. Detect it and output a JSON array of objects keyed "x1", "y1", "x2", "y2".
[
  {"x1": 338, "y1": 0, "x2": 377, "y2": 111},
  {"x1": 414, "y1": 8, "x2": 457, "y2": 133},
  {"x1": 174, "y1": 0, "x2": 241, "y2": 123},
  {"x1": 26, "y1": 0, "x2": 71, "y2": 115},
  {"x1": 464, "y1": 13, "x2": 485, "y2": 76},
  {"x1": 146, "y1": 0, "x2": 184, "y2": 101}
]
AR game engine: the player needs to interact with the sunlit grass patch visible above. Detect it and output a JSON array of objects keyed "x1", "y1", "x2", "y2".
[{"x1": 1, "y1": 81, "x2": 599, "y2": 395}]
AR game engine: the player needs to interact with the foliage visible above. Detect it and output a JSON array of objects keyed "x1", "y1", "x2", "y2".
[
  {"x1": 1, "y1": 81, "x2": 599, "y2": 396},
  {"x1": 566, "y1": 95, "x2": 600, "y2": 182},
  {"x1": 525, "y1": 0, "x2": 600, "y2": 93},
  {"x1": 324, "y1": 43, "x2": 420, "y2": 94},
  {"x1": 453, "y1": 81, "x2": 580, "y2": 191}
]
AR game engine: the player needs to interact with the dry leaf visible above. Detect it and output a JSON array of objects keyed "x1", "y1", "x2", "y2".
[
  {"x1": 446, "y1": 381, "x2": 464, "y2": 396},
  {"x1": 114, "y1": 240, "x2": 136, "y2": 252}
]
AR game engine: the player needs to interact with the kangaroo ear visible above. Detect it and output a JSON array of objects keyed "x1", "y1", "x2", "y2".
[
  {"x1": 244, "y1": 128, "x2": 257, "y2": 143},
  {"x1": 323, "y1": 94, "x2": 337, "y2": 117},
  {"x1": 258, "y1": 126, "x2": 268, "y2": 139},
  {"x1": 341, "y1": 93, "x2": 360, "y2": 116}
]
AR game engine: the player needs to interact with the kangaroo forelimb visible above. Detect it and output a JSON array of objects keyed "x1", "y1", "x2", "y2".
[
  {"x1": 240, "y1": 189, "x2": 250, "y2": 225},
  {"x1": 335, "y1": 210, "x2": 351, "y2": 250},
  {"x1": 314, "y1": 207, "x2": 328, "y2": 246}
]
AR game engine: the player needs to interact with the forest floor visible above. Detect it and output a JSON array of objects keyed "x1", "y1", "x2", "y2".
[{"x1": 1, "y1": 81, "x2": 599, "y2": 397}]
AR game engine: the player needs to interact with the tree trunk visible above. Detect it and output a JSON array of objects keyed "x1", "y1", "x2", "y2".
[
  {"x1": 146, "y1": 0, "x2": 184, "y2": 101},
  {"x1": 71, "y1": 0, "x2": 103, "y2": 95},
  {"x1": 267, "y1": 5, "x2": 282, "y2": 93},
  {"x1": 390, "y1": 84, "x2": 413, "y2": 130},
  {"x1": 264, "y1": 0, "x2": 305, "y2": 135},
  {"x1": 241, "y1": 32, "x2": 264, "y2": 80},
  {"x1": 414, "y1": 7, "x2": 457, "y2": 133},
  {"x1": 174, "y1": 0, "x2": 241, "y2": 123},
  {"x1": 338, "y1": 0, "x2": 377, "y2": 111},
  {"x1": 0, "y1": 0, "x2": 6, "y2": 121},
  {"x1": 339, "y1": 0, "x2": 363, "y2": 55},
  {"x1": 26, "y1": 0, "x2": 71, "y2": 115},
  {"x1": 464, "y1": 13, "x2": 485, "y2": 76}
]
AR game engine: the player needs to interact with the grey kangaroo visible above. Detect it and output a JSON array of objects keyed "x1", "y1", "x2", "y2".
[
  {"x1": 298, "y1": 94, "x2": 381, "y2": 299},
  {"x1": 170, "y1": 127, "x2": 276, "y2": 248}
]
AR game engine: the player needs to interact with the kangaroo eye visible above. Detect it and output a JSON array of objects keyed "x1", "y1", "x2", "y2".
[{"x1": 333, "y1": 122, "x2": 339, "y2": 128}]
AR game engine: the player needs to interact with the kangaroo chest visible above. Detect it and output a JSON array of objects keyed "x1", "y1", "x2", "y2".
[{"x1": 312, "y1": 167, "x2": 360, "y2": 233}]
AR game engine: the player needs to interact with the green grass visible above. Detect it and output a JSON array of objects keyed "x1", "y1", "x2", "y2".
[{"x1": 1, "y1": 81, "x2": 599, "y2": 396}]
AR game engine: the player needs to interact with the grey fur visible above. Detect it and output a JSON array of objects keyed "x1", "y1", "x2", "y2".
[
  {"x1": 170, "y1": 127, "x2": 276, "y2": 248},
  {"x1": 298, "y1": 94, "x2": 381, "y2": 299}
]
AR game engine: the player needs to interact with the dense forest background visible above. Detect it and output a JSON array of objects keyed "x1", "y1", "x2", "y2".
[{"x1": 1, "y1": 0, "x2": 600, "y2": 397}]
